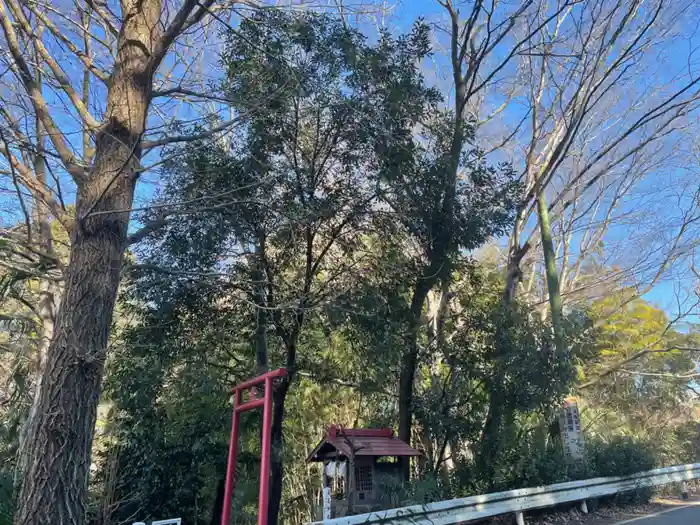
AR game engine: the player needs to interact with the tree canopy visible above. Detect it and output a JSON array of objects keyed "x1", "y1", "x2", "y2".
[{"x1": 1, "y1": 2, "x2": 699, "y2": 525}]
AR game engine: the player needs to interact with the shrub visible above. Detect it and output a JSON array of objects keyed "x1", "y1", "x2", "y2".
[
  {"x1": 0, "y1": 471, "x2": 12, "y2": 525},
  {"x1": 447, "y1": 434, "x2": 660, "y2": 502},
  {"x1": 586, "y1": 436, "x2": 657, "y2": 477},
  {"x1": 375, "y1": 472, "x2": 444, "y2": 509},
  {"x1": 583, "y1": 436, "x2": 657, "y2": 503}
]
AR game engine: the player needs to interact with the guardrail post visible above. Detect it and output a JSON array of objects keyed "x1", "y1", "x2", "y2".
[
  {"x1": 579, "y1": 500, "x2": 588, "y2": 514},
  {"x1": 515, "y1": 511, "x2": 525, "y2": 525},
  {"x1": 681, "y1": 481, "x2": 689, "y2": 500}
]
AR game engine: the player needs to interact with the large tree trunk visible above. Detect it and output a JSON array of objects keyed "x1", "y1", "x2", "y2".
[
  {"x1": 15, "y1": 174, "x2": 136, "y2": 525},
  {"x1": 14, "y1": 1, "x2": 160, "y2": 522}
]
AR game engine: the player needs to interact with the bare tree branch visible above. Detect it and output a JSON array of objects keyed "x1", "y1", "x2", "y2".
[
  {"x1": 25, "y1": 3, "x2": 110, "y2": 83},
  {"x1": 0, "y1": 0, "x2": 87, "y2": 184}
]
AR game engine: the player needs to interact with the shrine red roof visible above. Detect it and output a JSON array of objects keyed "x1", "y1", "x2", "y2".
[{"x1": 306, "y1": 426, "x2": 422, "y2": 462}]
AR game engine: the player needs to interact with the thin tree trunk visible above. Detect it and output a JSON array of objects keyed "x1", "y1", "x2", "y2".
[
  {"x1": 478, "y1": 399, "x2": 506, "y2": 477},
  {"x1": 396, "y1": 6, "x2": 468, "y2": 479},
  {"x1": 484, "y1": 236, "x2": 525, "y2": 477},
  {"x1": 438, "y1": 439, "x2": 454, "y2": 486},
  {"x1": 266, "y1": 231, "x2": 309, "y2": 524},
  {"x1": 398, "y1": 114, "x2": 465, "y2": 482},
  {"x1": 536, "y1": 190, "x2": 565, "y2": 353},
  {"x1": 14, "y1": 0, "x2": 160, "y2": 521},
  {"x1": 421, "y1": 282, "x2": 451, "y2": 475},
  {"x1": 504, "y1": 210, "x2": 530, "y2": 303},
  {"x1": 268, "y1": 375, "x2": 292, "y2": 525},
  {"x1": 15, "y1": 279, "x2": 54, "y2": 491},
  {"x1": 346, "y1": 445, "x2": 356, "y2": 516},
  {"x1": 15, "y1": 104, "x2": 56, "y2": 493},
  {"x1": 398, "y1": 278, "x2": 433, "y2": 479},
  {"x1": 252, "y1": 257, "x2": 269, "y2": 374},
  {"x1": 210, "y1": 475, "x2": 226, "y2": 525},
  {"x1": 480, "y1": 192, "x2": 562, "y2": 478}
]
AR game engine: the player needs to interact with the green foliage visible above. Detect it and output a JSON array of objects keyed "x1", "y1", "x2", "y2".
[
  {"x1": 76, "y1": 10, "x2": 700, "y2": 525},
  {"x1": 0, "y1": 7, "x2": 696, "y2": 525},
  {"x1": 579, "y1": 296, "x2": 700, "y2": 466},
  {"x1": 395, "y1": 433, "x2": 660, "y2": 505},
  {"x1": 374, "y1": 473, "x2": 445, "y2": 509},
  {"x1": 414, "y1": 283, "x2": 578, "y2": 463},
  {"x1": 0, "y1": 472, "x2": 12, "y2": 525},
  {"x1": 586, "y1": 436, "x2": 656, "y2": 477},
  {"x1": 585, "y1": 436, "x2": 658, "y2": 503}
]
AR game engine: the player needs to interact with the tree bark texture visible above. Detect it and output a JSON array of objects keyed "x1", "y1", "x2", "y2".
[{"x1": 14, "y1": 1, "x2": 160, "y2": 522}]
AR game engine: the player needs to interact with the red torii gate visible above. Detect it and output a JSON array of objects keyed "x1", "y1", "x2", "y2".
[{"x1": 221, "y1": 368, "x2": 288, "y2": 525}]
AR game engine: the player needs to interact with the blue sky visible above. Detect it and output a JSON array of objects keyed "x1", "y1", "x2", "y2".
[
  {"x1": 387, "y1": 0, "x2": 700, "y2": 322},
  {"x1": 2, "y1": 0, "x2": 698, "y2": 324}
]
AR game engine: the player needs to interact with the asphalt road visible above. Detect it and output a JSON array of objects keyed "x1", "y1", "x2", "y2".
[{"x1": 615, "y1": 503, "x2": 700, "y2": 524}]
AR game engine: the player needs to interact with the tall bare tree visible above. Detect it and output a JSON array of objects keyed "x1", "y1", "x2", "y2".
[
  {"x1": 502, "y1": 0, "x2": 700, "y2": 349},
  {"x1": 421, "y1": 0, "x2": 700, "y2": 474},
  {"x1": 0, "y1": 0, "x2": 247, "y2": 521},
  {"x1": 394, "y1": 0, "x2": 579, "y2": 477}
]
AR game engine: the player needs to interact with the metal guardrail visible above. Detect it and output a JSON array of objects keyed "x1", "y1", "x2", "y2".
[
  {"x1": 133, "y1": 518, "x2": 181, "y2": 525},
  {"x1": 311, "y1": 463, "x2": 700, "y2": 525}
]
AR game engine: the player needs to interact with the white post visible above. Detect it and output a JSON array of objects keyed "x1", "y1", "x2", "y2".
[
  {"x1": 515, "y1": 511, "x2": 525, "y2": 525},
  {"x1": 580, "y1": 500, "x2": 588, "y2": 514},
  {"x1": 681, "y1": 481, "x2": 689, "y2": 500},
  {"x1": 323, "y1": 486, "x2": 332, "y2": 519}
]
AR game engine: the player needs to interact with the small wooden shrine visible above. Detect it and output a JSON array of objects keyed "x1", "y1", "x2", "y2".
[{"x1": 307, "y1": 426, "x2": 422, "y2": 518}]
